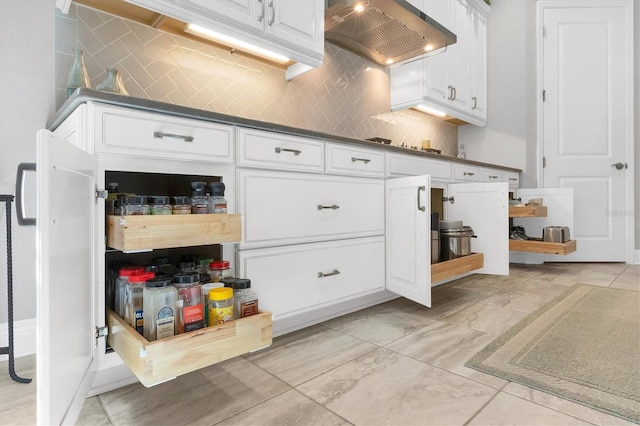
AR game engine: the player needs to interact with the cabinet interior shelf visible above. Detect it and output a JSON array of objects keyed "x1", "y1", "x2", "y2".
[
  {"x1": 509, "y1": 239, "x2": 576, "y2": 255},
  {"x1": 107, "y1": 309, "x2": 272, "y2": 387},
  {"x1": 509, "y1": 205, "x2": 547, "y2": 217},
  {"x1": 106, "y1": 214, "x2": 241, "y2": 251},
  {"x1": 431, "y1": 252, "x2": 484, "y2": 283}
]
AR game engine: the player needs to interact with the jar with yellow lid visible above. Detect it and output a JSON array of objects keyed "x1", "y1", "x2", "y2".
[{"x1": 208, "y1": 287, "x2": 234, "y2": 325}]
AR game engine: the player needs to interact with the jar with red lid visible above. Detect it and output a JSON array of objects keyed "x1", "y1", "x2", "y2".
[
  {"x1": 207, "y1": 260, "x2": 233, "y2": 283},
  {"x1": 115, "y1": 266, "x2": 144, "y2": 318},
  {"x1": 123, "y1": 271, "x2": 155, "y2": 335}
]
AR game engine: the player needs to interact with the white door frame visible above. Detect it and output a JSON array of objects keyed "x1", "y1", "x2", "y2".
[{"x1": 536, "y1": 0, "x2": 636, "y2": 264}]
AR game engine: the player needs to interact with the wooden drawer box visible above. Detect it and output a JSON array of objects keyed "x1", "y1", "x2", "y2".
[
  {"x1": 325, "y1": 143, "x2": 385, "y2": 177},
  {"x1": 237, "y1": 128, "x2": 324, "y2": 173},
  {"x1": 107, "y1": 309, "x2": 272, "y2": 387},
  {"x1": 92, "y1": 103, "x2": 234, "y2": 163},
  {"x1": 107, "y1": 214, "x2": 241, "y2": 251},
  {"x1": 431, "y1": 253, "x2": 484, "y2": 283}
]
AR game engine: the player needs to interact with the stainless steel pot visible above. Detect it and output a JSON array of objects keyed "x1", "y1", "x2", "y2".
[{"x1": 440, "y1": 226, "x2": 475, "y2": 261}]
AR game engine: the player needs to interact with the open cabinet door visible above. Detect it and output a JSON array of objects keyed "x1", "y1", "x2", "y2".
[
  {"x1": 36, "y1": 130, "x2": 97, "y2": 425},
  {"x1": 448, "y1": 182, "x2": 509, "y2": 276},
  {"x1": 386, "y1": 175, "x2": 431, "y2": 307}
]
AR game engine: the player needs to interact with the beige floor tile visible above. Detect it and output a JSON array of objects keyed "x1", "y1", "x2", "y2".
[
  {"x1": 478, "y1": 289, "x2": 555, "y2": 313},
  {"x1": 76, "y1": 396, "x2": 112, "y2": 425},
  {"x1": 297, "y1": 347, "x2": 497, "y2": 426},
  {"x1": 386, "y1": 320, "x2": 507, "y2": 389},
  {"x1": 245, "y1": 325, "x2": 376, "y2": 386},
  {"x1": 513, "y1": 279, "x2": 571, "y2": 299},
  {"x1": 502, "y1": 383, "x2": 639, "y2": 426},
  {"x1": 98, "y1": 357, "x2": 289, "y2": 425},
  {"x1": 216, "y1": 389, "x2": 351, "y2": 426},
  {"x1": 322, "y1": 305, "x2": 436, "y2": 346},
  {"x1": 0, "y1": 355, "x2": 36, "y2": 426},
  {"x1": 439, "y1": 302, "x2": 530, "y2": 335},
  {"x1": 610, "y1": 267, "x2": 640, "y2": 292},
  {"x1": 468, "y1": 391, "x2": 592, "y2": 425}
]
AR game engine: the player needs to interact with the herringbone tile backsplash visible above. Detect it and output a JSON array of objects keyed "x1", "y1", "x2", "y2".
[{"x1": 55, "y1": 4, "x2": 457, "y2": 155}]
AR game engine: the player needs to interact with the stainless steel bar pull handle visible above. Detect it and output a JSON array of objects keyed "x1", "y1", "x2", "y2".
[
  {"x1": 318, "y1": 269, "x2": 340, "y2": 278},
  {"x1": 489, "y1": 175, "x2": 499, "y2": 179},
  {"x1": 509, "y1": 177, "x2": 518, "y2": 181},
  {"x1": 463, "y1": 172, "x2": 475, "y2": 176},
  {"x1": 153, "y1": 131, "x2": 194, "y2": 142},
  {"x1": 417, "y1": 185, "x2": 426, "y2": 212},
  {"x1": 351, "y1": 157, "x2": 371, "y2": 164},
  {"x1": 15, "y1": 162, "x2": 36, "y2": 226},
  {"x1": 472, "y1": 96, "x2": 477, "y2": 110},
  {"x1": 257, "y1": 0, "x2": 264, "y2": 21},
  {"x1": 268, "y1": 0, "x2": 275, "y2": 25},
  {"x1": 447, "y1": 86, "x2": 453, "y2": 100},
  {"x1": 611, "y1": 162, "x2": 628, "y2": 170},
  {"x1": 275, "y1": 147, "x2": 301, "y2": 156},
  {"x1": 317, "y1": 204, "x2": 339, "y2": 210},
  {"x1": 442, "y1": 196, "x2": 455, "y2": 204}
]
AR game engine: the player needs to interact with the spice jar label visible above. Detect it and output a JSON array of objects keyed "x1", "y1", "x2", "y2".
[
  {"x1": 183, "y1": 304, "x2": 204, "y2": 332},
  {"x1": 240, "y1": 300, "x2": 258, "y2": 318},
  {"x1": 156, "y1": 316, "x2": 175, "y2": 340}
]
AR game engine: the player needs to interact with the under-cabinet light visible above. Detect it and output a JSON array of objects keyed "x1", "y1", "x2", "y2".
[
  {"x1": 184, "y1": 23, "x2": 290, "y2": 64},
  {"x1": 415, "y1": 104, "x2": 447, "y2": 117}
]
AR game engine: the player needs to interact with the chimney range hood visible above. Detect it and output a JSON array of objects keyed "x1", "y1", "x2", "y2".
[{"x1": 325, "y1": 0, "x2": 457, "y2": 65}]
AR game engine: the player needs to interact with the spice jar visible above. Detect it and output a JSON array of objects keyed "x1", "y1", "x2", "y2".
[
  {"x1": 208, "y1": 287, "x2": 234, "y2": 325},
  {"x1": 123, "y1": 271, "x2": 155, "y2": 335},
  {"x1": 191, "y1": 182, "x2": 209, "y2": 214},
  {"x1": 115, "y1": 266, "x2": 144, "y2": 318},
  {"x1": 208, "y1": 182, "x2": 227, "y2": 214},
  {"x1": 173, "y1": 272, "x2": 204, "y2": 333},
  {"x1": 201, "y1": 282, "x2": 224, "y2": 326},
  {"x1": 207, "y1": 260, "x2": 233, "y2": 283},
  {"x1": 143, "y1": 276, "x2": 178, "y2": 341},
  {"x1": 149, "y1": 195, "x2": 172, "y2": 215},
  {"x1": 225, "y1": 278, "x2": 259, "y2": 319},
  {"x1": 172, "y1": 196, "x2": 191, "y2": 215},
  {"x1": 120, "y1": 195, "x2": 150, "y2": 215},
  {"x1": 151, "y1": 256, "x2": 174, "y2": 275}
]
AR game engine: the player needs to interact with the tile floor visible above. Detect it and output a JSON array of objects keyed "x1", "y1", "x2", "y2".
[{"x1": 1, "y1": 263, "x2": 638, "y2": 425}]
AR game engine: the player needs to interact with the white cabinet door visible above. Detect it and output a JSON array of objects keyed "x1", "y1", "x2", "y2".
[
  {"x1": 269, "y1": 0, "x2": 323, "y2": 54},
  {"x1": 448, "y1": 182, "x2": 509, "y2": 275},
  {"x1": 386, "y1": 175, "x2": 431, "y2": 307},
  {"x1": 447, "y1": 0, "x2": 471, "y2": 112},
  {"x1": 469, "y1": 6, "x2": 487, "y2": 121},
  {"x1": 36, "y1": 130, "x2": 96, "y2": 425}
]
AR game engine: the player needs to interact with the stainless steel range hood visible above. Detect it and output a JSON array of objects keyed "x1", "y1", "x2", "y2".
[{"x1": 325, "y1": 0, "x2": 456, "y2": 65}]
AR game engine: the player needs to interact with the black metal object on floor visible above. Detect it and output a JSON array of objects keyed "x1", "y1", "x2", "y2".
[{"x1": 0, "y1": 194, "x2": 32, "y2": 383}]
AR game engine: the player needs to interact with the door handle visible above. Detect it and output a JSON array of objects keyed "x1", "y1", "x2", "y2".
[
  {"x1": 417, "y1": 185, "x2": 426, "y2": 212},
  {"x1": 351, "y1": 157, "x2": 371, "y2": 164},
  {"x1": 275, "y1": 147, "x2": 301, "y2": 156},
  {"x1": 317, "y1": 269, "x2": 340, "y2": 278},
  {"x1": 268, "y1": 0, "x2": 275, "y2": 25},
  {"x1": 611, "y1": 162, "x2": 627, "y2": 170},
  {"x1": 15, "y1": 162, "x2": 36, "y2": 226},
  {"x1": 257, "y1": 0, "x2": 264, "y2": 21},
  {"x1": 153, "y1": 131, "x2": 194, "y2": 142},
  {"x1": 317, "y1": 204, "x2": 340, "y2": 210}
]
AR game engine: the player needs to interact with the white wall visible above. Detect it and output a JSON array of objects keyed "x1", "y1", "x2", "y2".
[{"x1": 0, "y1": 0, "x2": 56, "y2": 348}]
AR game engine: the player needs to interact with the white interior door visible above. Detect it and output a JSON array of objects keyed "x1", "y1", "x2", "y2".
[
  {"x1": 448, "y1": 182, "x2": 509, "y2": 275},
  {"x1": 37, "y1": 129, "x2": 97, "y2": 425},
  {"x1": 386, "y1": 175, "x2": 430, "y2": 307},
  {"x1": 541, "y1": 1, "x2": 634, "y2": 261}
]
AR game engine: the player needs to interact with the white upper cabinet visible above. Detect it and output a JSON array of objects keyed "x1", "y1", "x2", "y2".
[
  {"x1": 125, "y1": 0, "x2": 324, "y2": 79},
  {"x1": 390, "y1": 0, "x2": 490, "y2": 127}
]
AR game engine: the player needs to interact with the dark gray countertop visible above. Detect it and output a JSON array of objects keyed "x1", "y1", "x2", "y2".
[{"x1": 48, "y1": 88, "x2": 521, "y2": 173}]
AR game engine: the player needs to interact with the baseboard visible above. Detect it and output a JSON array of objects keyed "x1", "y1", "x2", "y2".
[{"x1": 0, "y1": 318, "x2": 37, "y2": 361}]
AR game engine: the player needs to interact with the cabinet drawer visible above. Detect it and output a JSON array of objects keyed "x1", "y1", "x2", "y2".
[
  {"x1": 453, "y1": 165, "x2": 480, "y2": 182},
  {"x1": 386, "y1": 153, "x2": 452, "y2": 181},
  {"x1": 239, "y1": 171, "x2": 384, "y2": 248},
  {"x1": 480, "y1": 168, "x2": 502, "y2": 183},
  {"x1": 238, "y1": 237, "x2": 385, "y2": 320},
  {"x1": 107, "y1": 309, "x2": 272, "y2": 387},
  {"x1": 325, "y1": 143, "x2": 385, "y2": 177},
  {"x1": 106, "y1": 214, "x2": 241, "y2": 251},
  {"x1": 237, "y1": 128, "x2": 324, "y2": 173},
  {"x1": 503, "y1": 171, "x2": 520, "y2": 187},
  {"x1": 92, "y1": 103, "x2": 233, "y2": 163}
]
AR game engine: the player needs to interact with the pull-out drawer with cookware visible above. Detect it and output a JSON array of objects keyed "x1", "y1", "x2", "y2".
[
  {"x1": 238, "y1": 237, "x2": 385, "y2": 322},
  {"x1": 386, "y1": 152, "x2": 452, "y2": 181},
  {"x1": 237, "y1": 128, "x2": 325, "y2": 173},
  {"x1": 91, "y1": 102, "x2": 234, "y2": 162},
  {"x1": 325, "y1": 143, "x2": 385, "y2": 177},
  {"x1": 238, "y1": 170, "x2": 385, "y2": 248},
  {"x1": 453, "y1": 165, "x2": 480, "y2": 182}
]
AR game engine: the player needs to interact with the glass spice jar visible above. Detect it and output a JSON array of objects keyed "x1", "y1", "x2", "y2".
[
  {"x1": 172, "y1": 196, "x2": 191, "y2": 215},
  {"x1": 208, "y1": 287, "x2": 234, "y2": 326},
  {"x1": 207, "y1": 260, "x2": 233, "y2": 283},
  {"x1": 149, "y1": 195, "x2": 172, "y2": 215}
]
